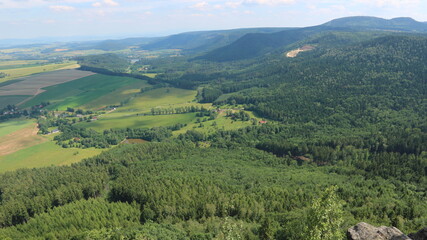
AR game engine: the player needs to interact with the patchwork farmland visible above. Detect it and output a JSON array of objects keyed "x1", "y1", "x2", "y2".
[{"x1": 0, "y1": 69, "x2": 95, "y2": 97}]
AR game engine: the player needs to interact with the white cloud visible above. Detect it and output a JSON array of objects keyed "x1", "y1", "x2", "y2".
[
  {"x1": 353, "y1": 0, "x2": 420, "y2": 7},
  {"x1": 225, "y1": 1, "x2": 242, "y2": 8},
  {"x1": 49, "y1": 5, "x2": 75, "y2": 11},
  {"x1": 191, "y1": 1, "x2": 209, "y2": 10},
  {"x1": 92, "y1": 2, "x2": 101, "y2": 7},
  {"x1": 244, "y1": 0, "x2": 295, "y2": 5},
  {"x1": 104, "y1": 0, "x2": 118, "y2": 6}
]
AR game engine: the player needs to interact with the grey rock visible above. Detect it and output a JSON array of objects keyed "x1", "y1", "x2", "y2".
[
  {"x1": 347, "y1": 222, "x2": 411, "y2": 240},
  {"x1": 409, "y1": 228, "x2": 427, "y2": 240}
]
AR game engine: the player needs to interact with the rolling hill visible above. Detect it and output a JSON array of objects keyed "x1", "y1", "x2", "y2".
[
  {"x1": 197, "y1": 16, "x2": 427, "y2": 62},
  {"x1": 139, "y1": 28, "x2": 288, "y2": 53}
]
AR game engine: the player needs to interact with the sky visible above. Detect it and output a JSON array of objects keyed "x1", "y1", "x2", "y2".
[{"x1": 0, "y1": 0, "x2": 426, "y2": 40}]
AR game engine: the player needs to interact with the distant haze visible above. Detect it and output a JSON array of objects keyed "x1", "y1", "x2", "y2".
[{"x1": 0, "y1": 0, "x2": 427, "y2": 40}]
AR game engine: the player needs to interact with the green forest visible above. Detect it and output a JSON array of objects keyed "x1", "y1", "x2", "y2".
[{"x1": 0, "y1": 19, "x2": 426, "y2": 240}]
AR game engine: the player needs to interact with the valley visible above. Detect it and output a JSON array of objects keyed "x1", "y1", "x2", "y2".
[{"x1": 0, "y1": 16, "x2": 425, "y2": 240}]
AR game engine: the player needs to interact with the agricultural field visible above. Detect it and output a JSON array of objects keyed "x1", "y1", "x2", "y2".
[
  {"x1": 0, "y1": 61, "x2": 78, "y2": 83},
  {"x1": 76, "y1": 87, "x2": 198, "y2": 130},
  {"x1": 0, "y1": 60, "x2": 48, "y2": 70},
  {"x1": 0, "y1": 119, "x2": 34, "y2": 138},
  {"x1": 82, "y1": 81, "x2": 151, "y2": 110},
  {"x1": 22, "y1": 74, "x2": 146, "y2": 110},
  {"x1": 78, "y1": 86, "x2": 261, "y2": 133},
  {"x1": 118, "y1": 87, "x2": 197, "y2": 113},
  {"x1": 0, "y1": 119, "x2": 46, "y2": 157},
  {"x1": 0, "y1": 137, "x2": 103, "y2": 173},
  {"x1": 0, "y1": 69, "x2": 95, "y2": 98},
  {"x1": 0, "y1": 95, "x2": 30, "y2": 109}
]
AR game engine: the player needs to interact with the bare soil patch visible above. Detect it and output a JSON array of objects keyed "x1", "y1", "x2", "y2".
[
  {"x1": 286, "y1": 45, "x2": 315, "y2": 58},
  {"x1": 0, "y1": 123, "x2": 46, "y2": 156}
]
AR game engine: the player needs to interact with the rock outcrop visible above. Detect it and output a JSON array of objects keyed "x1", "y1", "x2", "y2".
[
  {"x1": 347, "y1": 222, "x2": 411, "y2": 240},
  {"x1": 409, "y1": 228, "x2": 427, "y2": 240}
]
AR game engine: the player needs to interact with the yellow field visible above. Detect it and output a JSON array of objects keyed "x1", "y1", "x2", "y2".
[
  {"x1": 0, "y1": 60, "x2": 47, "y2": 67},
  {"x1": 0, "y1": 138, "x2": 104, "y2": 173},
  {"x1": 0, "y1": 122, "x2": 46, "y2": 157}
]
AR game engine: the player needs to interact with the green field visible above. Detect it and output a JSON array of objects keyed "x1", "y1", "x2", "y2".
[
  {"x1": 22, "y1": 74, "x2": 146, "y2": 110},
  {"x1": 119, "y1": 87, "x2": 197, "y2": 113},
  {"x1": 0, "y1": 61, "x2": 78, "y2": 83},
  {"x1": 0, "y1": 95, "x2": 30, "y2": 108},
  {"x1": 82, "y1": 81, "x2": 151, "y2": 110},
  {"x1": 0, "y1": 119, "x2": 34, "y2": 138},
  {"x1": 75, "y1": 87, "x2": 198, "y2": 131},
  {"x1": 142, "y1": 73, "x2": 157, "y2": 78},
  {"x1": 0, "y1": 138, "x2": 103, "y2": 173},
  {"x1": 0, "y1": 60, "x2": 48, "y2": 70},
  {"x1": 78, "y1": 113, "x2": 197, "y2": 131},
  {"x1": 78, "y1": 87, "x2": 261, "y2": 133}
]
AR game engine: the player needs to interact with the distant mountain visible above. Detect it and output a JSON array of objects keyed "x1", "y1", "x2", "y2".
[
  {"x1": 197, "y1": 16, "x2": 427, "y2": 62},
  {"x1": 195, "y1": 26, "x2": 335, "y2": 61},
  {"x1": 66, "y1": 37, "x2": 162, "y2": 51},
  {"x1": 323, "y1": 16, "x2": 427, "y2": 32},
  {"x1": 139, "y1": 28, "x2": 288, "y2": 52}
]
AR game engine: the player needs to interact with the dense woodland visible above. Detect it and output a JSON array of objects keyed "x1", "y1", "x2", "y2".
[{"x1": 0, "y1": 24, "x2": 426, "y2": 239}]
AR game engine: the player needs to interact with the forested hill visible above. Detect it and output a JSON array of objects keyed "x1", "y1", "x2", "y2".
[
  {"x1": 211, "y1": 35, "x2": 427, "y2": 125},
  {"x1": 323, "y1": 16, "x2": 427, "y2": 32},
  {"x1": 197, "y1": 16, "x2": 427, "y2": 61},
  {"x1": 139, "y1": 28, "x2": 288, "y2": 52}
]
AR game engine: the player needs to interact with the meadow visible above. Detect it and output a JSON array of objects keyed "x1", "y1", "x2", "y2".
[
  {"x1": 22, "y1": 74, "x2": 146, "y2": 110},
  {"x1": 76, "y1": 87, "x2": 198, "y2": 131},
  {"x1": 78, "y1": 112, "x2": 198, "y2": 131},
  {"x1": 0, "y1": 137, "x2": 103, "y2": 173},
  {"x1": 118, "y1": 87, "x2": 197, "y2": 113},
  {"x1": 79, "y1": 87, "x2": 261, "y2": 132},
  {"x1": 0, "y1": 119, "x2": 34, "y2": 138},
  {"x1": 81, "y1": 81, "x2": 151, "y2": 110}
]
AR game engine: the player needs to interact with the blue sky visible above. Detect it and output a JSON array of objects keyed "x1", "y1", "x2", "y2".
[{"x1": 0, "y1": 0, "x2": 426, "y2": 39}]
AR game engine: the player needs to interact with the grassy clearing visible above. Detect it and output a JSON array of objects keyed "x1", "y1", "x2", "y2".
[
  {"x1": 142, "y1": 73, "x2": 157, "y2": 78},
  {"x1": 0, "y1": 61, "x2": 78, "y2": 83},
  {"x1": 0, "y1": 137, "x2": 103, "y2": 173},
  {"x1": 0, "y1": 119, "x2": 34, "y2": 138},
  {"x1": 119, "y1": 88, "x2": 197, "y2": 113},
  {"x1": 78, "y1": 113, "x2": 197, "y2": 131},
  {"x1": 0, "y1": 121, "x2": 47, "y2": 157},
  {"x1": 22, "y1": 74, "x2": 145, "y2": 110},
  {"x1": 173, "y1": 110, "x2": 261, "y2": 135}
]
